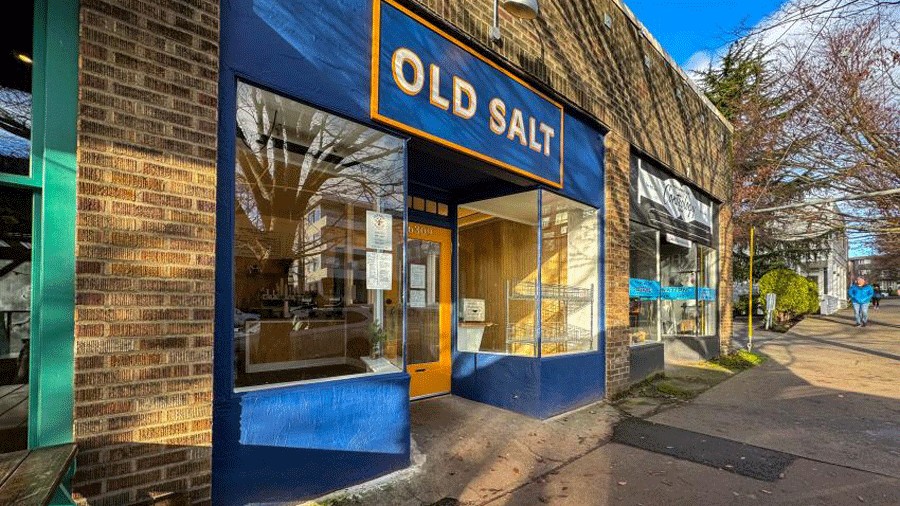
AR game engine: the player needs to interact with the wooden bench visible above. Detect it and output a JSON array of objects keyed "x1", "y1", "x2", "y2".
[{"x1": 0, "y1": 444, "x2": 77, "y2": 505}]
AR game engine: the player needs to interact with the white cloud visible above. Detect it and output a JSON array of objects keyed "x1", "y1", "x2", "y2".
[
  {"x1": 679, "y1": 0, "x2": 883, "y2": 75},
  {"x1": 683, "y1": 50, "x2": 713, "y2": 74}
]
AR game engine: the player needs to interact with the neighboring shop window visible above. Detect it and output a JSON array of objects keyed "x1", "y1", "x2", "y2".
[
  {"x1": 0, "y1": 5, "x2": 35, "y2": 452},
  {"x1": 233, "y1": 82, "x2": 405, "y2": 389},
  {"x1": 540, "y1": 192, "x2": 598, "y2": 355},
  {"x1": 0, "y1": 188, "x2": 31, "y2": 452},
  {"x1": 458, "y1": 191, "x2": 539, "y2": 356},
  {"x1": 629, "y1": 228, "x2": 718, "y2": 340},
  {"x1": 629, "y1": 154, "x2": 718, "y2": 339},
  {"x1": 457, "y1": 190, "x2": 599, "y2": 357},
  {"x1": 629, "y1": 222, "x2": 659, "y2": 344},
  {"x1": 660, "y1": 234, "x2": 698, "y2": 336},
  {"x1": 697, "y1": 245, "x2": 718, "y2": 336},
  {"x1": 1, "y1": 13, "x2": 32, "y2": 177}
]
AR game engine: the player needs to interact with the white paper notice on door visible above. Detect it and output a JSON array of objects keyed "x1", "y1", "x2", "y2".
[
  {"x1": 366, "y1": 211, "x2": 393, "y2": 251},
  {"x1": 410, "y1": 263, "x2": 426, "y2": 289},
  {"x1": 409, "y1": 289, "x2": 426, "y2": 308},
  {"x1": 365, "y1": 251, "x2": 393, "y2": 290}
]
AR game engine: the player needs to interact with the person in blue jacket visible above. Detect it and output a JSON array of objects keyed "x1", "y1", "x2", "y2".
[{"x1": 848, "y1": 277, "x2": 874, "y2": 327}]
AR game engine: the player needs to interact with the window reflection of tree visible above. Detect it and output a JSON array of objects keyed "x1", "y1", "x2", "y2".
[
  {"x1": 233, "y1": 83, "x2": 403, "y2": 290},
  {"x1": 0, "y1": 88, "x2": 31, "y2": 173}
]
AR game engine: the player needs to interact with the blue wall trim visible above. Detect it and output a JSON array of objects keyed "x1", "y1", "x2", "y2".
[
  {"x1": 374, "y1": 0, "x2": 564, "y2": 187},
  {"x1": 215, "y1": 1, "x2": 412, "y2": 503},
  {"x1": 216, "y1": 0, "x2": 609, "y2": 501},
  {"x1": 451, "y1": 351, "x2": 605, "y2": 419}
]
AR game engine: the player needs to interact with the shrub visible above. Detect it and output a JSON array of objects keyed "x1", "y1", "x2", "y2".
[
  {"x1": 734, "y1": 295, "x2": 749, "y2": 315},
  {"x1": 805, "y1": 279, "x2": 820, "y2": 314},
  {"x1": 734, "y1": 294, "x2": 763, "y2": 316},
  {"x1": 758, "y1": 269, "x2": 815, "y2": 323}
]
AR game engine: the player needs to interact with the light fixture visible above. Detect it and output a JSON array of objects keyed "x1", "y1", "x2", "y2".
[
  {"x1": 491, "y1": 0, "x2": 540, "y2": 41},
  {"x1": 14, "y1": 52, "x2": 32, "y2": 65}
]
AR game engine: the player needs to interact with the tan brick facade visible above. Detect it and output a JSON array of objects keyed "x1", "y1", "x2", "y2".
[
  {"x1": 66, "y1": 0, "x2": 730, "y2": 503},
  {"x1": 603, "y1": 131, "x2": 632, "y2": 394},
  {"x1": 409, "y1": 0, "x2": 733, "y2": 391},
  {"x1": 74, "y1": 0, "x2": 218, "y2": 504}
]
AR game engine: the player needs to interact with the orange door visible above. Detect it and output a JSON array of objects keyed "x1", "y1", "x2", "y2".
[{"x1": 407, "y1": 223, "x2": 452, "y2": 398}]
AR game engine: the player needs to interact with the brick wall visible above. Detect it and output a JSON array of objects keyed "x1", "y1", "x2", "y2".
[
  {"x1": 68, "y1": 0, "x2": 730, "y2": 502},
  {"x1": 74, "y1": 0, "x2": 218, "y2": 504},
  {"x1": 410, "y1": 0, "x2": 733, "y2": 385},
  {"x1": 603, "y1": 131, "x2": 632, "y2": 394},
  {"x1": 412, "y1": 0, "x2": 732, "y2": 202}
]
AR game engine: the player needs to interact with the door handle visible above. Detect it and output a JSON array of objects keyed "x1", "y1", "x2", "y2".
[{"x1": 415, "y1": 368, "x2": 427, "y2": 373}]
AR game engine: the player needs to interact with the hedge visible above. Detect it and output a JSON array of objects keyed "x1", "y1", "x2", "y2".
[{"x1": 758, "y1": 269, "x2": 820, "y2": 323}]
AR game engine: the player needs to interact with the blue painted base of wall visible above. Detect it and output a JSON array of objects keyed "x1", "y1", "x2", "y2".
[
  {"x1": 452, "y1": 352, "x2": 605, "y2": 419},
  {"x1": 212, "y1": 373, "x2": 411, "y2": 505}
]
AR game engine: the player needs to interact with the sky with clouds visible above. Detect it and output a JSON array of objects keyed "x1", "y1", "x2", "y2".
[
  {"x1": 627, "y1": 0, "x2": 899, "y2": 257},
  {"x1": 625, "y1": 0, "x2": 787, "y2": 73}
]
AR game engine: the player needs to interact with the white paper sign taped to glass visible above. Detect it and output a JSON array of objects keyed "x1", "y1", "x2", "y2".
[
  {"x1": 366, "y1": 251, "x2": 393, "y2": 290},
  {"x1": 366, "y1": 211, "x2": 393, "y2": 251},
  {"x1": 409, "y1": 263, "x2": 426, "y2": 289},
  {"x1": 409, "y1": 289, "x2": 426, "y2": 308}
]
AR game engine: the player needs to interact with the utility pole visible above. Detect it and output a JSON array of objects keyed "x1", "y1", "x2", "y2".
[{"x1": 748, "y1": 226, "x2": 755, "y2": 351}]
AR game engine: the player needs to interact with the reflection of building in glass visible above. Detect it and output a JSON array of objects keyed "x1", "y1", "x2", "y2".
[{"x1": 232, "y1": 83, "x2": 405, "y2": 387}]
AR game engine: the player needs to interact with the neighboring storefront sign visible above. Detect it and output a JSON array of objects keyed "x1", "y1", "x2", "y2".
[
  {"x1": 630, "y1": 156, "x2": 714, "y2": 245},
  {"x1": 658, "y1": 286, "x2": 716, "y2": 301},
  {"x1": 665, "y1": 233, "x2": 692, "y2": 248},
  {"x1": 629, "y1": 278, "x2": 661, "y2": 300},
  {"x1": 698, "y1": 287, "x2": 717, "y2": 301},
  {"x1": 371, "y1": 0, "x2": 564, "y2": 188},
  {"x1": 660, "y1": 286, "x2": 696, "y2": 301}
]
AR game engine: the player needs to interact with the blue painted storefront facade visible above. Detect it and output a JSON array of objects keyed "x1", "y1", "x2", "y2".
[{"x1": 215, "y1": 0, "x2": 607, "y2": 503}]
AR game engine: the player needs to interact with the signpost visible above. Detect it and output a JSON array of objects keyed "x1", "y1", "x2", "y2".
[{"x1": 765, "y1": 293, "x2": 776, "y2": 330}]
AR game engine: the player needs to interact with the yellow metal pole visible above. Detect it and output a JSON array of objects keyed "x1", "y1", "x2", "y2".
[{"x1": 748, "y1": 226, "x2": 754, "y2": 350}]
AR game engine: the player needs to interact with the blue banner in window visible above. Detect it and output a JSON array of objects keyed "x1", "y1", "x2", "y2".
[
  {"x1": 660, "y1": 286, "x2": 696, "y2": 301},
  {"x1": 629, "y1": 278, "x2": 660, "y2": 300},
  {"x1": 372, "y1": 0, "x2": 564, "y2": 188},
  {"x1": 698, "y1": 287, "x2": 716, "y2": 301}
]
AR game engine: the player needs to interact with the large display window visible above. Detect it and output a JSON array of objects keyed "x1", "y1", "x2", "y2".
[
  {"x1": 540, "y1": 192, "x2": 599, "y2": 355},
  {"x1": 458, "y1": 190, "x2": 598, "y2": 356},
  {"x1": 233, "y1": 82, "x2": 405, "y2": 389},
  {"x1": 628, "y1": 223, "x2": 718, "y2": 343},
  {"x1": 629, "y1": 223, "x2": 659, "y2": 344},
  {"x1": 660, "y1": 235, "x2": 698, "y2": 336},
  {"x1": 697, "y1": 244, "x2": 718, "y2": 336}
]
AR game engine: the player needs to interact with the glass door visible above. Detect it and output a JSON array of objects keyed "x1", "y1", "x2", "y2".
[{"x1": 407, "y1": 223, "x2": 451, "y2": 398}]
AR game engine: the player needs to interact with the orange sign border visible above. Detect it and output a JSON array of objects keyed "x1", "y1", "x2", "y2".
[{"x1": 370, "y1": 0, "x2": 565, "y2": 189}]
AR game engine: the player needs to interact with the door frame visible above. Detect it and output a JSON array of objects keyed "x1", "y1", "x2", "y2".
[{"x1": 406, "y1": 222, "x2": 452, "y2": 398}]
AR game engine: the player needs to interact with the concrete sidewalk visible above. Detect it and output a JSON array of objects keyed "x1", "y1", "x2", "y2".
[
  {"x1": 313, "y1": 300, "x2": 900, "y2": 505},
  {"x1": 653, "y1": 298, "x2": 900, "y2": 477}
]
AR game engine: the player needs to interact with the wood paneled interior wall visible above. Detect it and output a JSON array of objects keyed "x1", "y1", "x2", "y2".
[{"x1": 458, "y1": 217, "x2": 538, "y2": 353}]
